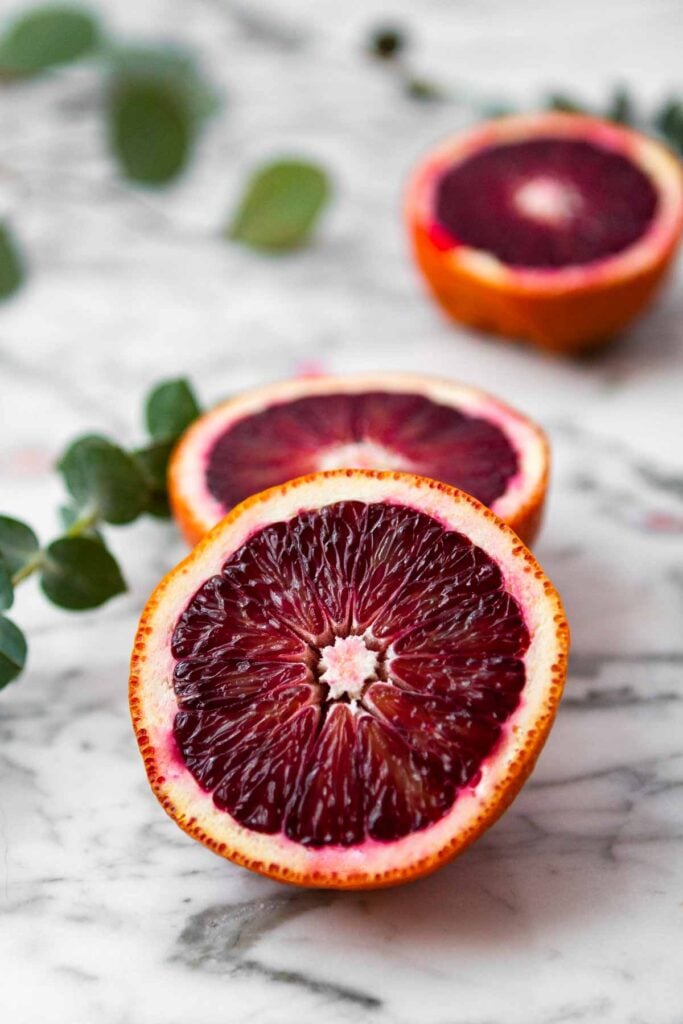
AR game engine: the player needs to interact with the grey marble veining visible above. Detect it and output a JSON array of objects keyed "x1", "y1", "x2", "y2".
[{"x1": 1, "y1": 0, "x2": 683, "y2": 1021}]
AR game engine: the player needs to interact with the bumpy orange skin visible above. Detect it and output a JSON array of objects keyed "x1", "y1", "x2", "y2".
[
  {"x1": 168, "y1": 374, "x2": 550, "y2": 549},
  {"x1": 130, "y1": 470, "x2": 569, "y2": 890},
  {"x1": 407, "y1": 113, "x2": 683, "y2": 354}
]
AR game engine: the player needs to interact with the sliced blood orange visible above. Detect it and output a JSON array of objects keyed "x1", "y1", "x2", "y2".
[
  {"x1": 169, "y1": 373, "x2": 548, "y2": 547},
  {"x1": 407, "y1": 112, "x2": 683, "y2": 354},
  {"x1": 130, "y1": 470, "x2": 569, "y2": 890}
]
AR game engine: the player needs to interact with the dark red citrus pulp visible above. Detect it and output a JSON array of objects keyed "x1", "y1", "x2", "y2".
[
  {"x1": 206, "y1": 391, "x2": 519, "y2": 513},
  {"x1": 171, "y1": 501, "x2": 529, "y2": 847},
  {"x1": 435, "y1": 137, "x2": 659, "y2": 268}
]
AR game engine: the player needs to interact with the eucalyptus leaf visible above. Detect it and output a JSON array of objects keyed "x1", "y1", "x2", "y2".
[
  {"x1": 108, "y1": 79, "x2": 194, "y2": 185},
  {"x1": 0, "y1": 222, "x2": 25, "y2": 301},
  {"x1": 0, "y1": 515, "x2": 40, "y2": 576},
  {"x1": 546, "y1": 93, "x2": 587, "y2": 115},
  {"x1": 0, "y1": 560, "x2": 13, "y2": 611},
  {"x1": 228, "y1": 160, "x2": 331, "y2": 251},
  {"x1": 606, "y1": 87, "x2": 634, "y2": 126},
  {"x1": 58, "y1": 434, "x2": 149, "y2": 525},
  {"x1": 0, "y1": 5, "x2": 100, "y2": 76},
  {"x1": 145, "y1": 378, "x2": 200, "y2": 441},
  {"x1": 144, "y1": 491, "x2": 172, "y2": 519},
  {"x1": 655, "y1": 99, "x2": 683, "y2": 154},
  {"x1": 405, "y1": 77, "x2": 443, "y2": 102},
  {"x1": 106, "y1": 45, "x2": 218, "y2": 186},
  {"x1": 106, "y1": 45, "x2": 219, "y2": 121},
  {"x1": 133, "y1": 440, "x2": 175, "y2": 519},
  {"x1": 41, "y1": 537, "x2": 126, "y2": 610},
  {"x1": 0, "y1": 615, "x2": 27, "y2": 688}
]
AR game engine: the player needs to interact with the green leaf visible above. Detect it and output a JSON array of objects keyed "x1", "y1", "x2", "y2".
[
  {"x1": 133, "y1": 440, "x2": 174, "y2": 519},
  {"x1": 41, "y1": 536, "x2": 126, "y2": 610},
  {"x1": 606, "y1": 86, "x2": 635, "y2": 126},
  {"x1": 0, "y1": 560, "x2": 13, "y2": 611},
  {"x1": 404, "y1": 77, "x2": 443, "y2": 102},
  {"x1": 145, "y1": 378, "x2": 200, "y2": 441},
  {"x1": 58, "y1": 434, "x2": 149, "y2": 525},
  {"x1": 108, "y1": 79, "x2": 193, "y2": 186},
  {"x1": 228, "y1": 160, "x2": 331, "y2": 251},
  {"x1": 0, "y1": 5, "x2": 100, "y2": 76},
  {"x1": 59, "y1": 503, "x2": 104, "y2": 542},
  {"x1": 546, "y1": 92, "x2": 587, "y2": 115},
  {"x1": 0, "y1": 615, "x2": 27, "y2": 688},
  {"x1": 0, "y1": 222, "x2": 25, "y2": 301},
  {"x1": 0, "y1": 515, "x2": 40, "y2": 576},
  {"x1": 144, "y1": 491, "x2": 172, "y2": 519},
  {"x1": 106, "y1": 46, "x2": 218, "y2": 186},
  {"x1": 655, "y1": 99, "x2": 683, "y2": 155},
  {"x1": 106, "y1": 45, "x2": 219, "y2": 121}
]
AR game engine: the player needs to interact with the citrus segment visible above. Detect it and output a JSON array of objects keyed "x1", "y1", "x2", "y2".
[
  {"x1": 131, "y1": 470, "x2": 568, "y2": 889},
  {"x1": 407, "y1": 113, "x2": 683, "y2": 353},
  {"x1": 170, "y1": 374, "x2": 548, "y2": 546}
]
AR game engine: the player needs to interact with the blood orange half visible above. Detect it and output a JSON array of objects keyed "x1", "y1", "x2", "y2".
[
  {"x1": 407, "y1": 112, "x2": 683, "y2": 353},
  {"x1": 169, "y1": 374, "x2": 548, "y2": 547},
  {"x1": 131, "y1": 470, "x2": 569, "y2": 890}
]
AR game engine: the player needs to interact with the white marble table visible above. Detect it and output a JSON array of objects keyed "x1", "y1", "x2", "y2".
[{"x1": 1, "y1": 0, "x2": 682, "y2": 1021}]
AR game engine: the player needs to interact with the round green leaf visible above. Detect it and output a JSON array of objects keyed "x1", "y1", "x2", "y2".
[
  {"x1": 58, "y1": 434, "x2": 149, "y2": 525},
  {"x1": 228, "y1": 160, "x2": 331, "y2": 251},
  {"x1": 0, "y1": 560, "x2": 13, "y2": 611},
  {"x1": 41, "y1": 537, "x2": 126, "y2": 610},
  {"x1": 0, "y1": 615, "x2": 27, "y2": 689},
  {"x1": 133, "y1": 440, "x2": 174, "y2": 519},
  {"x1": 108, "y1": 79, "x2": 194, "y2": 186},
  {"x1": 0, "y1": 222, "x2": 25, "y2": 301},
  {"x1": 0, "y1": 6, "x2": 100, "y2": 75},
  {"x1": 0, "y1": 515, "x2": 40, "y2": 575},
  {"x1": 546, "y1": 93, "x2": 587, "y2": 115},
  {"x1": 145, "y1": 378, "x2": 200, "y2": 441},
  {"x1": 606, "y1": 87, "x2": 634, "y2": 126},
  {"x1": 656, "y1": 100, "x2": 683, "y2": 154},
  {"x1": 106, "y1": 44, "x2": 219, "y2": 122}
]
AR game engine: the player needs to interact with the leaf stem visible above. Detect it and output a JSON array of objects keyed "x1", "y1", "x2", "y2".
[
  {"x1": 10, "y1": 508, "x2": 101, "y2": 588},
  {"x1": 64, "y1": 508, "x2": 101, "y2": 538},
  {"x1": 11, "y1": 551, "x2": 45, "y2": 587}
]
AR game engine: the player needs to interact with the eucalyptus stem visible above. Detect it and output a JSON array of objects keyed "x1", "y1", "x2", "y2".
[
  {"x1": 10, "y1": 550, "x2": 44, "y2": 588},
  {"x1": 9, "y1": 508, "x2": 101, "y2": 589},
  {"x1": 64, "y1": 508, "x2": 100, "y2": 538},
  {"x1": 0, "y1": 377, "x2": 202, "y2": 691}
]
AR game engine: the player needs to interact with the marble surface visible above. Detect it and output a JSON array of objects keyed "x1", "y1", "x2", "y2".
[{"x1": 2, "y1": 0, "x2": 683, "y2": 1021}]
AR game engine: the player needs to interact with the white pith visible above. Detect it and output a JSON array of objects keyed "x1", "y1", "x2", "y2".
[
  {"x1": 513, "y1": 175, "x2": 581, "y2": 226},
  {"x1": 171, "y1": 373, "x2": 547, "y2": 540},
  {"x1": 132, "y1": 471, "x2": 567, "y2": 883},
  {"x1": 317, "y1": 440, "x2": 408, "y2": 474},
  {"x1": 408, "y1": 112, "x2": 683, "y2": 291},
  {"x1": 319, "y1": 635, "x2": 378, "y2": 701}
]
